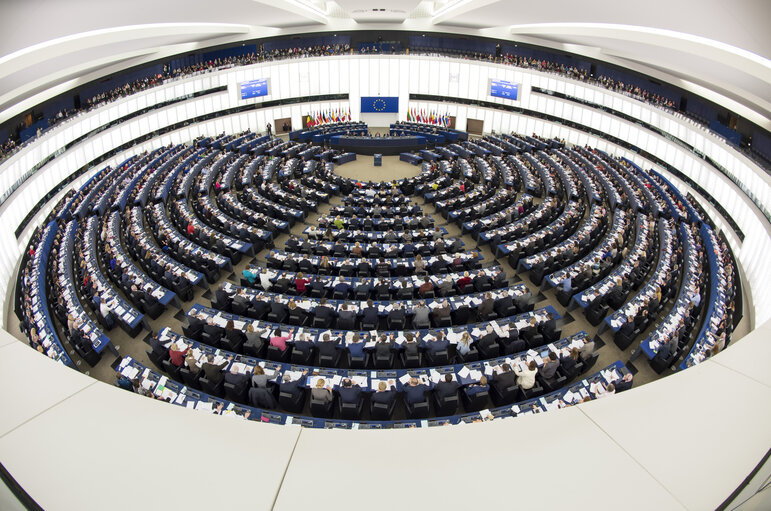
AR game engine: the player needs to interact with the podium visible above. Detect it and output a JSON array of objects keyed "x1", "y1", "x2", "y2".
[{"x1": 374, "y1": 153, "x2": 382, "y2": 166}]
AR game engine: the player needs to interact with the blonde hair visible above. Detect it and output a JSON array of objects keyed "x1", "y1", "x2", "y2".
[
  {"x1": 316, "y1": 378, "x2": 326, "y2": 388},
  {"x1": 479, "y1": 376, "x2": 488, "y2": 385},
  {"x1": 378, "y1": 381, "x2": 387, "y2": 391}
]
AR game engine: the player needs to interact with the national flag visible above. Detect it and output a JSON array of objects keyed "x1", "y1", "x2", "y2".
[{"x1": 306, "y1": 115, "x2": 313, "y2": 128}]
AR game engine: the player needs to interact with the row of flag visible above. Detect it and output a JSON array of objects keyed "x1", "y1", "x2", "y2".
[
  {"x1": 407, "y1": 108, "x2": 451, "y2": 127},
  {"x1": 306, "y1": 108, "x2": 351, "y2": 127}
]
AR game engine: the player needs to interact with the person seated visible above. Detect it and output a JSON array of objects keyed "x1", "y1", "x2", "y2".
[
  {"x1": 279, "y1": 370, "x2": 307, "y2": 400},
  {"x1": 412, "y1": 301, "x2": 431, "y2": 327},
  {"x1": 434, "y1": 373, "x2": 459, "y2": 400},
  {"x1": 514, "y1": 360, "x2": 538, "y2": 390},
  {"x1": 539, "y1": 352, "x2": 560, "y2": 384},
  {"x1": 477, "y1": 292, "x2": 495, "y2": 318},
  {"x1": 347, "y1": 333, "x2": 365, "y2": 359},
  {"x1": 375, "y1": 334, "x2": 394, "y2": 358},
  {"x1": 361, "y1": 298, "x2": 379, "y2": 326},
  {"x1": 314, "y1": 298, "x2": 336, "y2": 325},
  {"x1": 455, "y1": 332, "x2": 474, "y2": 358},
  {"x1": 269, "y1": 297, "x2": 289, "y2": 320},
  {"x1": 371, "y1": 380, "x2": 397, "y2": 406},
  {"x1": 418, "y1": 276, "x2": 434, "y2": 296},
  {"x1": 337, "y1": 378, "x2": 362, "y2": 405},
  {"x1": 311, "y1": 378, "x2": 334, "y2": 404},
  {"x1": 201, "y1": 354, "x2": 231, "y2": 384},
  {"x1": 317, "y1": 332, "x2": 340, "y2": 361},
  {"x1": 168, "y1": 341, "x2": 189, "y2": 367},
  {"x1": 579, "y1": 338, "x2": 596, "y2": 360},
  {"x1": 491, "y1": 363, "x2": 517, "y2": 392},
  {"x1": 402, "y1": 377, "x2": 430, "y2": 405},
  {"x1": 184, "y1": 351, "x2": 200, "y2": 375},
  {"x1": 465, "y1": 375, "x2": 489, "y2": 397},
  {"x1": 251, "y1": 366, "x2": 271, "y2": 388},
  {"x1": 424, "y1": 331, "x2": 449, "y2": 358},
  {"x1": 337, "y1": 303, "x2": 357, "y2": 328},
  {"x1": 224, "y1": 319, "x2": 246, "y2": 347},
  {"x1": 560, "y1": 348, "x2": 580, "y2": 379},
  {"x1": 294, "y1": 272, "x2": 310, "y2": 294},
  {"x1": 224, "y1": 366, "x2": 249, "y2": 393},
  {"x1": 293, "y1": 332, "x2": 314, "y2": 358},
  {"x1": 269, "y1": 328, "x2": 292, "y2": 352}
]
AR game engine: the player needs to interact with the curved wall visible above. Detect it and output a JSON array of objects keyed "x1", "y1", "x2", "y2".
[
  {"x1": 1, "y1": 52, "x2": 770, "y2": 511},
  {"x1": 2, "y1": 55, "x2": 768, "y2": 328}
]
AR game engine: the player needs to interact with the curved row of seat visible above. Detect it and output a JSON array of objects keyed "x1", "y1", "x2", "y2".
[{"x1": 16, "y1": 122, "x2": 737, "y2": 429}]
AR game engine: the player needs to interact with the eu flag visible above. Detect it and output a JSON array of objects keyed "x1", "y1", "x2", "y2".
[{"x1": 360, "y1": 96, "x2": 399, "y2": 113}]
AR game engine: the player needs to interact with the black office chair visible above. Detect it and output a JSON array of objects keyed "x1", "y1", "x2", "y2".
[
  {"x1": 224, "y1": 382, "x2": 248, "y2": 403},
  {"x1": 455, "y1": 346, "x2": 479, "y2": 363},
  {"x1": 433, "y1": 392, "x2": 459, "y2": 416},
  {"x1": 347, "y1": 350, "x2": 370, "y2": 369},
  {"x1": 339, "y1": 397, "x2": 364, "y2": 420},
  {"x1": 387, "y1": 314, "x2": 406, "y2": 330},
  {"x1": 161, "y1": 359, "x2": 182, "y2": 381},
  {"x1": 290, "y1": 346, "x2": 315, "y2": 365},
  {"x1": 309, "y1": 395, "x2": 335, "y2": 418},
  {"x1": 425, "y1": 348, "x2": 450, "y2": 366},
  {"x1": 178, "y1": 367, "x2": 201, "y2": 390},
  {"x1": 538, "y1": 374, "x2": 567, "y2": 393},
  {"x1": 318, "y1": 348, "x2": 342, "y2": 368},
  {"x1": 199, "y1": 376, "x2": 224, "y2": 398},
  {"x1": 337, "y1": 315, "x2": 356, "y2": 331},
  {"x1": 374, "y1": 350, "x2": 395, "y2": 369},
  {"x1": 146, "y1": 349, "x2": 166, "y2": 371},
  {"x1": 311, "y1": 315, "x2": 333, "y2": 329},
  {"x1": 399, "y1": 349, "x2": 422, "y2": 368},
  {"x1": 519, "y1": 382, "x2": 545, "y2": 401},
  {"x1": 360, "y1": 316, "x2": 379, "y2": 331},
  {"x1": 266, "y1": 309, "x2": 287, "y2": 324},
  {"x1": 279, "y1": 389, "x2": 306, "y2": 413},
  {"x1": 404, "y1": 397, "x2": 430, "y2": 419},
  {"x1": 288, "y1": 309, "x2": 308, "y2": 326},
  {"x1": 461, "y1": 388, "x2": 489, "y2": 412},
  {"x1": 369, "y1": 398, "x2": 397, "y2": 421},
  {"x1": 490, "y1": 381, "x2": 519, "y2": 406},
  {"x1": 266, "y1": 345, "x2": 292, "y2": 363}
]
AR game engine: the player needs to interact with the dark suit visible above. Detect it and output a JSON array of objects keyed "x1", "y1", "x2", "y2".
[
  {"x1": 371, "y1": 388, "x2": 396, "y2": 405},
  {"x1": 187, "y1": 316, "x2": 205, "y2": 338},
  {"x1": 202, "y1": 361, "x2": 228, "y2": 383},
  {"x1": 477, "y1": 299, "x2": 494, "y2": 317},
  {"x1": 361, "y1": 306, "x2": 379, "y2": 325},
  {"x1": 493, "y1": 370, "x2": 517, "y2": 391},
  {"x1": 434, "y1": 380, "x2": 459, "y2": 399},
  {"x1": 402, "y1": 383, "x2": 429, "y2": 405},
  {"x1": 338, "y1": 385, "x2": 362, "y2": 405},
  {"x1": 314, "y1": 305, "x2": 336, "y2": 324},
  {"x1": 280, "y1": 376, "x2": 306, "y2": 400},
  {"x1": 225, "y1": 371, "x2": 249, "y2": 392}
]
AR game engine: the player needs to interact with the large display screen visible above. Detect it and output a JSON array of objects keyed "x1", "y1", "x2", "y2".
[
  {"x1": 240, "y1": 78, "x2": 269, "y2": 100},
  {"x1": 490, "y1": 79, "x2": 518, "y2": 100}
]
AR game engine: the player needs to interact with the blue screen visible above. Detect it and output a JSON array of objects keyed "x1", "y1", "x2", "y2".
[
  {"x1": 240, "y1": 79, "x2": 269, "y2": 100},
  {"x1": 490, "y1": 80, "x2": 518, "y2": 100}
]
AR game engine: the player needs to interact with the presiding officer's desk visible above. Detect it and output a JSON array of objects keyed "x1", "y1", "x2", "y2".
[{"x1": 330, "y1": 135, "x2": 428, "y2": 156}]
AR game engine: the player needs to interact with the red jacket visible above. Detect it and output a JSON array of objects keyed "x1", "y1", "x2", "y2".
[
  {"x1": 169, "y1": 347, "x2": 189, "y2": 367},
  {"x1": 295, "y1": 278, "x2": 310, "y2": 292}
]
